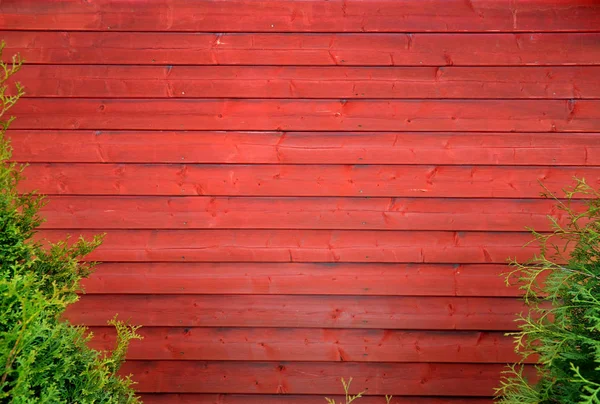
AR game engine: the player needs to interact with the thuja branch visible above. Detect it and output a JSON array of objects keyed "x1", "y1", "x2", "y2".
[{"x1": 496, "y1": 178, "x2": 600, "y2": 404}]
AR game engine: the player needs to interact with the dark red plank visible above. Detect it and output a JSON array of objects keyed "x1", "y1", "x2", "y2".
[
  {"x1": 39, "y1": 196, "x2": 574, "y2": 231},
  {"x1": 79, "y1": 263, "x2": 518, "y2": 296},
  {"x1": 2, "y1": 0, "x2": 599, "y2": 32},
  {"x1": 38, "y1": 229, "x2": 542, "y2": 263},
  {"x1": 66, "y1": 295, "x2": 525, "y2": 329},
  {"x1": 10, "y1": 131, "x2": 600, "y2": 166},
  {"x1": 16, "y1": 65, "x2": 600, "y2": 99},
  {"x1": 4, "y1": 32, "x2": 600, "y2": 66},
  {"x1": 139, "y1": 395, "x2": 492, "y2": 404},
  {"x1": 11, "y1": 99, "x2": 600, "y2": 132},
  {"x1": 89, "y1": 327, "x2": 525, "y2": 363},
  {"x1": 21, "y1": 164, "x2": 600, "y2": 198},
  {"x1": 119, "y1": 361, "x2": 535, "y2": 395}
]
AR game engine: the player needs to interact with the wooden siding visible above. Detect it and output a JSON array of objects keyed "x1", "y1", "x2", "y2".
[{"x1": 3, "y1": 0, "x2": 600, "y2": 402}]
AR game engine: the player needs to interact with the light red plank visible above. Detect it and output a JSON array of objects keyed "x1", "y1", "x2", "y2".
[
  {"x1": 10, "y1": 131, "x2": 600, "y2": 166},
  {"x1": 66, "y1": 295, "x2": 526, "y2": 329},
  {"x1": 38, "y1": 229, "x2": 543, "y2": 263},
  {"x1": 10, "y1": 99, "x2": 600, "y2": 132},
  {"x1": 79, "y1": 263, "x2": 518, "y2": 296},
  {"x1": 16, "y1": 65, "x2": 600, "y2": 99},
  {"x1": 89, "y1": 327, "x2": 525, "y2": 363},
  {"x1": 119, "y1": 361, "x2": 535, "y2": 395},
  {"x1": 2, "y1": 0, "x2": 599, "y2": 32},
  {"x1": 139, "y1": 395, "x2": 492, "y2": 404},
  {"x1": 4, "y1": 32, "x2": 600, "y2": 66},
  {"x1": 21, "y1": 164, "x2": 600, "y2": 198},
  {"x1": 40, "y1": 196, "x2": 574, "y2": 231}
]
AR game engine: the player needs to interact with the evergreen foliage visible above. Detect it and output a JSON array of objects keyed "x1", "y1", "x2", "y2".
[
  {"x1": 497, "y1": 179, "x2": 600, "y2": 403},
  {"x1": 324, "y1": 378, "x2": 392, "y2": 404},
  {"x1": 0, "y1": 41, "x2": 143, "y2": 403}
]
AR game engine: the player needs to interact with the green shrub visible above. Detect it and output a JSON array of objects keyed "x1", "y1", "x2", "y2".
[
  {"x1": 496, "y1": 179, "x2": 600, "y2": 403},
  {"x1": 0, "y1": 41, "x2": 142, "y2": 403},
  {"x1": 325, "y1": 378, "x2": 392, "y2": 403}
]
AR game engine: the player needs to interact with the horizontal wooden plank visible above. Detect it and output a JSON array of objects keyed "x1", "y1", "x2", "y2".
[
  {"x1": 139, "y1": 394, "x2": 493, "y2": 404},
  {"x1": 38, "y1": 229, "x2": 543, "y2": 263},
  {"x1": 89, "y1": 327, "x2": 525, "y2": 363},
  {"x1": 119, "y1": 361, "x2": 535, "y2": 395},
  {"x1": 40, "y1": 196, "x2": 573, "y2": 231},
  {"x1": 10, "y1": 131, "x2": 600, "y2": 165},
  {"x1": 16, "y1": 65, "x2": 600, "y2": 99},
  {"x1": 2, "y1": 0, "x2": 599, "y2": 32},
  {"x1": 79, "y1": 263, "x2": 519, "y2": 296},
  {"x1": 21, "y1": 164, "x2": 600, "y2": 198},
  {"x1": 10, "y1": 99, "x2": 600, "y2": 132},
  {"x1": 4, "y1": 32, "x2": 600, "y2": 66},
  {"x1": 66, "y1": 295, "x2": 527, "y2": 329}
]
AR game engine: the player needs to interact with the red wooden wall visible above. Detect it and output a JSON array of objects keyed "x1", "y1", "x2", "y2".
[{"x1": 3, "y1": 0, "x2": 600, "y2": 402}]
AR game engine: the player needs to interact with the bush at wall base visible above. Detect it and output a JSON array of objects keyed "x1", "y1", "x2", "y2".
[
  {"x1": 497, "y1": 179, "x2": 600, "y2": 404},
  {"x1": 0, "y1": 42, "x2": 143, "y2": 403},
  {"x1": 325, "y1": 378, "x2": 392, "y2": 404}
]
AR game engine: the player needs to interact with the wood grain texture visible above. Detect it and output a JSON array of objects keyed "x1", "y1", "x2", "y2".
[
  {"x1": 139, "y1": 395, "x2": 493, "y2": 404},
  {"x1": 66, "y1": 295, "x2": 526, "y2": 329},
  {"x1": 21, "y1": 164, "x2": 600, "y2": 197},
  {"x1": 79, "y1": 263, "x2": 519, "y2": 296},
  {"x1": 2, "y1": 0, "x2": 599, "y2": 32},
  {"x1": 38, "y1": 229, "x2": 543, "y2": 263},
  {"x1": 89, "y1": 327, "x2": 526, "y2": 363},
  {"x1": 39, "y1": 196, "x2": 575, "y2": 231},
  {"x1": 4, "y1": 32, "x2": 600, "y2": 66},
  {"x1": 119, "y1": 361, "x2": 535, "y2": 395},
  {"x1": 11, "y1": 99, "x2": 600, "y2": 132},
  {"x1": 17, "y1": 65, "x2": 600, "y2": 99},
  {"x1": 10, "y1": 131, "x2": 600, "y2": 166},
  {"x1": 6, "y1": 0, "x2": 598, "y2": 401}
]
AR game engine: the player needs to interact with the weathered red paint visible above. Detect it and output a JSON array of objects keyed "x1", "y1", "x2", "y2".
[
  {"x1": 4, "y1": 0, "x2": 597, "y2": 400},
  {"x1": 15, "y1": 66, "x2": 600, "y2": 99},
  {"x1": 2, "y1": 0, "x2": 599, "y2": 32},
  {"x1": 10, "y1": 130, "x2": 600, "y2": 165},
  {"x1": 20, "y1": 164, "x2": 600, "y2": 197},
  {"x1": 66, "y1": 294, "x2": 530, "y2": 329},
  {"x1": 118, "y1": 361, "x2": 536, "y2": 395},
  {"x1": 4, "y1": 32, "x2": 600, "y2": 65},
  {"x1": 76, "y1": 262, "x2": 519, "y2": 296},
  {"x1": 138, "y1": 395, "x2": 492, "y2": 404},
  {"x1": 10, "y1": 98, "x2": 600, "y2": 131},
  {"x1": 39, "y1": 229, "x2": 547, "y2": 263},
  {"x1": 39, "y1": 196, "x2": 576, "y2": 231},
  {"x1": 88, "y1": 327, "x2": 530, "y2": 363}
]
